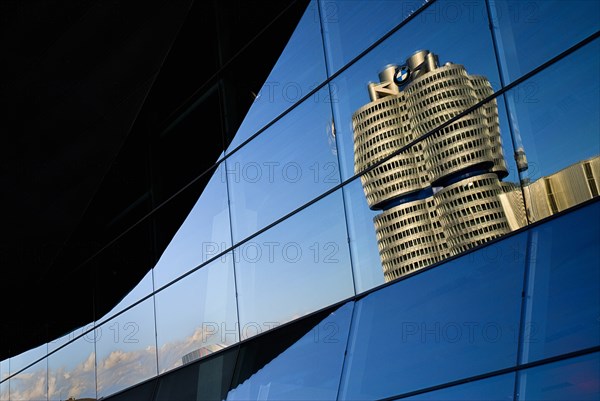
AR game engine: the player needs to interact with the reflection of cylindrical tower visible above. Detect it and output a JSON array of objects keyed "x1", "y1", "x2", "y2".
[
  {"x1": 405, "y1": 63, "x2": 494, "y2": 185},
  {"x1": 434, "y1": 173, "x2": 511, "y2": 255},
  {"x1": 352, "y1": 50, "x2": 524, "y2": 282},
  {"x1": 374, "y1": 197, "x2": 442, "y2": 281},
  {"x1": 353, "y1": 94, "x2": 427, "y2": 209},
  {"x1": 470, "y1": 75, "x2": 509, "y2": 178}
]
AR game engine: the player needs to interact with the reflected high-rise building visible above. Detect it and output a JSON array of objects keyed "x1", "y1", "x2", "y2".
[
  {"x1": 524, "y1": 155, "x2": 600, "y2": 222},
  {"x1": 353, "y1": 50, "x2": 526, "y2": 282}
]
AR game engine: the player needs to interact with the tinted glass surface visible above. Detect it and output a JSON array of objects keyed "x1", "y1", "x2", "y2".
[
  {"x1": 234, "y1": 189, "x2": 354, "y2": 340},
  {"x1": 507, "y1": 39, "x2": 600, "y2": 222},
  {"x1": 153, "y1": 163, "x2": 231, "y2": 289},
  {"x1": 227, "y1": 303, "x2": 353, "y2": 401},
  {"x1": 95, "y1": 297, "x2": 158, "y2": 398},
  {"x1": 48, "y1": 327, "x2": 96, "y2": 400},
  {"x1": 227, "y1": 86, "x2": 340, "y2": 243},
  {"x1": 518, "y1": 352, "x2": 600, "y2": 401},
  {"x1": 409, "y1": 373, "x2": 516, "y2": 401},
  {"x1": 339, "y1": 232, "x2": 527, "y2": 400},
  {"x1": 490, "y1": 0, "x2": 600, "y2": 84},
  {"x1": 521, "y1": 201, "x2": 600, "y2": 363},
  {"x1": 155, "y1": 256, "x2": 238, "y2": 373}
]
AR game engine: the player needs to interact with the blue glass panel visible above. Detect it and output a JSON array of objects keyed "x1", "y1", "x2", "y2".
[
  {"x1": 226, "y1": 302, "x2": 354, "y2": 401},
  {"x1": 507, "y1": 39, "x2": 600, "y2": 222},
  {"x1": 518, "y1": 352, "x2": 600, "y2": 401},
  {"x1": 521, "y1": 201, "x2": 600, "y2": 363},
  {"x1": 227, "y1": 85, "x2": 340, "y2": 243},
  {"x1": 330, "y1": 0, "x2": 504, "y2": 180},
  {"x1": 153, "y1": 163, "x2": 231, "y2": 289},
  {"x1": 9, "y1": 357, "x2": 47, "y2": 401},
  {"x1": 234, "y1": 189, "x2": 354, "y2": 340},
  {"x1": 409, "y1": 373, "x2": 515, "y2": 401},
  {"x1": 95, "y1": 296, "x2": 157, "y2": 399},
  {"x1": 342, "y1": 179, "x2": 384, "y2": 293},
  {"x1": 227, "y1": 0, "x2": 328, "y2": 151},
  {"x1": 8, "y1": 343, "x2": 46, "y2": 381},
  {"x1": 155, "y1": 255, "x2": 238, "y2": 374},
  {"x1": 320, "y1": 0, "x2": 428, "y2": 75},
  {"x1": 48, "y1": 327, "x2": 96, "y2": 400},
  {"x1": 490, "y1": 0, "x2": 600, "y2": 84},
  {"x1": 339, "y1": 232, "x2": 527, "y2": 400}
]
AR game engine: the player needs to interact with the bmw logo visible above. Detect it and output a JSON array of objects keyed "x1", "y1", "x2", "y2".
[{"x1": 394, "y1": 65, "x2": 410, "y2": 85}]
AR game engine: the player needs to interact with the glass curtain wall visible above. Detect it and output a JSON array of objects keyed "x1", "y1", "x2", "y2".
[{"x1": 1, "y1": 0, "x2": 598, "y2": 399}]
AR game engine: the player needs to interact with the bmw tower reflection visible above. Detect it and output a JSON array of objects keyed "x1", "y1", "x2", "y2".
[{"x1": 352, "y1": 50, "x2": 526, "y2": 282}]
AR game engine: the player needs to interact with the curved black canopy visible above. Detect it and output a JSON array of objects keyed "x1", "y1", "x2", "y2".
[{"x1": 0, "y1": 0, "x2": 307, "y2": 362}]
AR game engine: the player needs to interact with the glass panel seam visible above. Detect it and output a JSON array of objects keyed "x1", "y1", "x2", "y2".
[
  {"x1": 317, "y1": 0, "x2": 358, "y2": 297},
  {"x1": 377, "y1": 347, "x2": 600, "y2": 401}
]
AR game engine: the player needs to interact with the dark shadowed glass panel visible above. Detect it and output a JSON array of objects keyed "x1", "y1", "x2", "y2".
[
  {"x1": 490, "y1": 0, "x2": 600, "y2": 84},
  {"x1": 103, "y1": 379, "x2": 157, "y2": 401},
  {"x1": 518, "y1": 352, "x2": 600, "y2": 401},
  {"x1": 153, "y1": 163, "x2": 231, "y2": 289},
  {"x1": 319, "y1": 0, "x2": 428, "y2": 75},
  {"x1": 95, "y1": 296, "x2": 158, "y2": 399},
  {"x1": 330, "y1": 0, "x2": 504, "y2": 181},
  {"x1": 409, "y1": 373, "x2": 516, "y2": 401},
  {"x1": 226, "y1": 302, "x2": 353, "y2": 401},
  {"x1": 226, "y1": 0, "x2": 327, "y2": 151},
  {"x1": 48, "y1": 327, "x2": 96, "y2": 400},
  {"x1": 155, "y1": 347, "x2": 238, "y2": 401},
  {"x1": 155, "y1": 255, "x2": 238, "y2": 374},
  {"x1": 226, "y1": 85, "x2": 340, "y2": 243},
  {"x1": 339, "y1": 232, "x2": 527, "y2": 400},
  {"x1": 234, "y1": 189, "x2": 354, "y2": 340},
  {"x1": 507, "y1": 39, "x2": 600, "y2": 223},
  {"x1": 521, "y1": 201, "x2": 600, "y2": 363}
]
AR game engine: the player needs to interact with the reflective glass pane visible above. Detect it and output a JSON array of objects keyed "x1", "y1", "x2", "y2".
[
  {"x1": 490, "y1": 0, "x2": 600, "y2": 84},
  {"x1": 9, "y1": 343, "x2": 46, "y2": 380},
  {"x1": 155, "y1": 347, "x2": 238, "y2": 401},
  {"x1": 339, "y1": 232, "x2": 527, "y2": 400},
  {"x1": 234, "y1": 189, "x2": 354, "y2": 340},
  {"x1": 507, "y1": 39, "x2": 600, "y2": 222},
  {"x1": 344, "y1": 95, "x2": 526, "y2": 293},
  {"x1": 409, "y1": 373, "x2": 515, "y2": 401},
  {"x1": 518, "y1": 352, "x2": 600, "y2": 401},
  {"x1": 342, "y1": 179, "x2": 384, "y2": 293},
  {"x1": 95, "y1": 297, "x2": 157, "y2": 398},
  {"x1": 320, "y1": 0, "x2": 428, "y2": 75},
  {"x1": 227, "y1": 0, "x2": 327, "y2": 151},
  {"x1": 331, "y1": 0, "x2": 503, "y2": 181},
  {"x1": 521, "y1": 201, "x2": 600, "y2": 363},
  {"x1": 48, "y1": 328, "x2": 96, "y2": 401},
  {"x1": 9, "y1": 356, "x2": 47, "y2": 401},
  {"x1": 153, "y1": 163, "x2": 231, "y2": 289},
  {"x1": 227, "y1": 302, "x2": 353, "y2": 401},
  {"x1": 227, "y1": 86, "x2": 340, "y2": 243},
  {"x1": 155, "y1": 255, "x2": 238, "y2": 374}
]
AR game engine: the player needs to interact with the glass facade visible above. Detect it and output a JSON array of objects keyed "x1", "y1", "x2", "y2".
[{"x1": 1, "y1": 0, "x2": 598, "y2": 400}]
